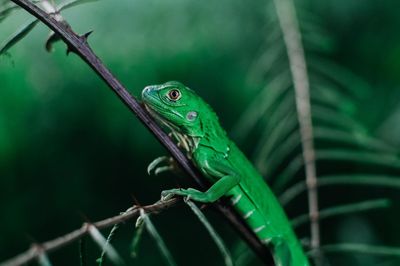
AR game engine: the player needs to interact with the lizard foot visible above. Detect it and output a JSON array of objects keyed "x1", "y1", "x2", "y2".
[
  {"x1": 147, "y1": 156, "x2": 177, "y2": 175},
  {"x1": 161, "y1": 188, "x2": 211, "y2": 203}
]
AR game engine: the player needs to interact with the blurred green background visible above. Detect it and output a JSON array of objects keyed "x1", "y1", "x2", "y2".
[{"x1": 1, "y1": 0, "x2": 400, "y2": 265}]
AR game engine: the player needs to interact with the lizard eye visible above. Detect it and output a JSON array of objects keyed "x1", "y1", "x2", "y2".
[{"x1": 167, "y1": 89, "x2": 181, "y2": 101}]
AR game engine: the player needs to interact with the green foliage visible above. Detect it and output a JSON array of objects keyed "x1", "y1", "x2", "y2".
[
  {"x1": 318, "y1": 243, "x2": 400, "y2": 258},
  {"x1": 1, "y1": 0, "x2": 400, "y2": 265},
  {"x1": 291, "y1": 198, "x2": 391, "y2": 228},
  {"x1": 139, "y1": 209, "x2": 177, "y2": 266},
  {"x1": 88, "y1": 225, "x2": 124, "y2": 265},
  {"x1": 232, "y1": 0, "x2": 400, "y2": 264},
  {"x1": 97, "y1": 223, "x2": 121, "y2": 266},
  {"x1": 0, "y1": 19, "x2": 39, "y2": 55},
  {"x1": 37, "y1": 252, "x2": 53, "y2": 266},
  {"x1": 185, "y1": 199, "x2": 234, "y2": 266}
]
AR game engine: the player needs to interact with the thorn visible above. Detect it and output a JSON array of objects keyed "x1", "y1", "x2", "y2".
[
  {"x1": 66, "y1": 44, "x2": 76, "y2": 55},
  {"x1": 131, "y1": 194, "x2": 142, "y2": 208},
  {"x1": 80, "y1": 30, "x2": 93, "y2": 42}
]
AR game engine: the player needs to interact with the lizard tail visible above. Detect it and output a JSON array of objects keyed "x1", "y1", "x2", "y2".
[{"x1": 271, "y1": 238, "x2": 309, "y2": 266}]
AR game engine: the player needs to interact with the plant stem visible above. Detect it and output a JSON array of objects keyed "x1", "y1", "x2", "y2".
[{"x1": 273, "y1": 0, "x2": 320, "y2": 252}]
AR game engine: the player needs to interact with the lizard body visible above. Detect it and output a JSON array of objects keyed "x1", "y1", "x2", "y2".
[{"x1": 142, "y1": 81, "x2": 309, "y2": 266}]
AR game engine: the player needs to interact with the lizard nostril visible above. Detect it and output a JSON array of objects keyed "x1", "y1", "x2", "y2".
[{"x1": 142, "y1": 86, "x2": 153, "y2": 98}]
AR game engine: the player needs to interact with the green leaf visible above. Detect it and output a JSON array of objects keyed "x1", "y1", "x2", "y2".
[
  {"x1": 87, "y1": 225, "x2": 124, "y2": 266},
  {"x1": 274, "y1": 150, "x2": 400, "y2": 192},
  {"x1": 0, "y1": 20, "x2": 39, "y2": 56},
  {"x1": 0, "y1": 4, "x2": 20, "y2": 23},
  {"x1": 312, "y1": 105, "x2": 365, "y2": 132},
  {"x1": 139, "y1": 209, "x2": 177, "y2": 266},
  {"x1": 130, "y1": 222, "x2": 145, "y2": 258},
  {"x1": 256, "y1": 129, "x2": 299, "y2": 178},
  {"x1": 291, "y1": 198, "x2": 390, "y2": 228},
  {"x1": 280, "y1": 175, "x2": 400, "y2": 205},
  {"x1": 37, "y1": 252, "x2": 52, "y2": 266},
  {"x1": 0, "y1": 0, "x2": 98, "y2": 56},
  {"x1": 254, "y1": 109, "x2": 297, "y2": 176},
  {"x1": 185, "y1": 199, "x2": 234, "y2": 266},
  {"x1": 308, "y1": 56, "x2": 371, "y2": 100},
  {"x1": 58, "y1": 0, "x2": 99, "y2": 12},
  {"x1": 232, "y1": 70, "x2": 291, "y2": 142},
  {"x1": 79, "y1": 238, "x2": 87, "y2": 266},
  {"x1": 313, "y1": 127, "x2": 396, "y2": 153},
  {"x1": 311, "y1": 86, "x2": 355, "y2": 115},
  {"x1": 315, "y1": 243, "x2": 400, "y2": 257},
  {"x1": 97, "y1": 223, "x2": 121, "y2": 266}
]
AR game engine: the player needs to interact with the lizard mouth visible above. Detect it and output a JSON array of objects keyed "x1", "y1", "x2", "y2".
[
  {"x1": 144, "y1": 103, "x2": 195, "y2": 153},
  {"x1": 144, "y1": 103, "x2": 179, "y2": 132}
]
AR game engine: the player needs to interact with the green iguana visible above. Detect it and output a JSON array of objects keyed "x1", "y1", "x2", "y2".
[{"x1": 142, "y1": 81, "x2": 309, "y2": 266}]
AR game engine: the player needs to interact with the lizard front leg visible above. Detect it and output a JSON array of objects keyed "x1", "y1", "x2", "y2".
[
  {"x1": 147, "y1": 133, "x2": 183, "y2": 176},
  {"x1": 161, "y1": 173, "x2": 240, "y2": 203}
]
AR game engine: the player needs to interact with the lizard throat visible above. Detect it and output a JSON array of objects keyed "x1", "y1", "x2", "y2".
[{"x1": 144, "y1": 103, "x2": 200, "y2": 155}]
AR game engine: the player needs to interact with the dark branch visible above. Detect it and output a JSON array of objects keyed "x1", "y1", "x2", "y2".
[{"x1": 7, "y1": 0, "x2": 273, "y2": 265}]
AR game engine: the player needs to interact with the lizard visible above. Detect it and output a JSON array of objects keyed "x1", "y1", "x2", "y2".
[{"x1": 141, "y1": 81, "x2": 310, "y2": 266}]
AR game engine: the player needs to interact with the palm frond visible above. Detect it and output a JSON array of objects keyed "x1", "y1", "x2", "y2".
[
  {"x1": 291, "y1": 198, "x2": 390, "y2": 228},
  {"x1": 232, "y1": 0, "x2": 400, "y2": 261},
  {"x1": 280, "y1": 175, "x2": 400, "y2": 206},
  {"x1": 316, "y1": 243, "x2": 400, "y2": 258}
]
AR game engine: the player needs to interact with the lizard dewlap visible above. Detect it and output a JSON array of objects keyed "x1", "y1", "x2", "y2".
[{"x1": 142, "y1": 81, "x2": 310, "y2": 266}]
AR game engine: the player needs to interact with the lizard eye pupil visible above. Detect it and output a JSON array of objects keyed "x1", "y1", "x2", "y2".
[{"x1": 168, "y1": 89, "x2": 181, "y2": 101}]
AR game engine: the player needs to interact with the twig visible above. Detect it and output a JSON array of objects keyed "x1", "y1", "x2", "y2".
[
  {"x1": 0, "y1": 198, "x2": 179, "y2": 266},
  {"x1": 273, "y1": 0, "x2": 320, "y2": 252},
  {"x1": 8, "y1": 0, "x2": 273, "y2": 264}
]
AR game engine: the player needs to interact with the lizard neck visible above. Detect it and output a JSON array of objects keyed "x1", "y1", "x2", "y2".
[{"x1": 196, "y1": 117, "x2": 231, "y2": 156}]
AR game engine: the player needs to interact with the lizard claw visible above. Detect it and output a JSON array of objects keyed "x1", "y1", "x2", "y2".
[
  {"x1": 147, "y1": 156, "x2": 179, "y2": 176},
  {"x1": 147, "y1": 156, "x2": 170, "y2": 175},
  {"x1": 160, "y1": 189, "x2": 181, "y2": 201},
  {"x1": 154, "y1": 165, "x2": 174, "y2": 176},
  {"x1": 160, "y1": 193, "x2": 174, "y2": 201}
]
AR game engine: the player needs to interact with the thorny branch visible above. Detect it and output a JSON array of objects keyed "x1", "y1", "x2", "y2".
[
  {"x1": 0, "y1": 198, "x2": 179, "y2": 266},
  {"x1": 6, "y1": 0, "x2": 273, "y2": 265}
]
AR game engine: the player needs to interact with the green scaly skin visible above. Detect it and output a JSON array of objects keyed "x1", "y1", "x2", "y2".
[{"x1": 142, "y1": 81, "x2": 310, "y2": 266}]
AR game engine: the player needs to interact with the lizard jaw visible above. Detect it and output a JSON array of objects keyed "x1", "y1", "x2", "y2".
[{"x1": 144, "y1": 103, "x2": 196, "y2": 155}]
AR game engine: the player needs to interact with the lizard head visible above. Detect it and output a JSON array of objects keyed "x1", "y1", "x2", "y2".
[{"x1": 142, "y1": 81, "x2": 210, "y2": 138}]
